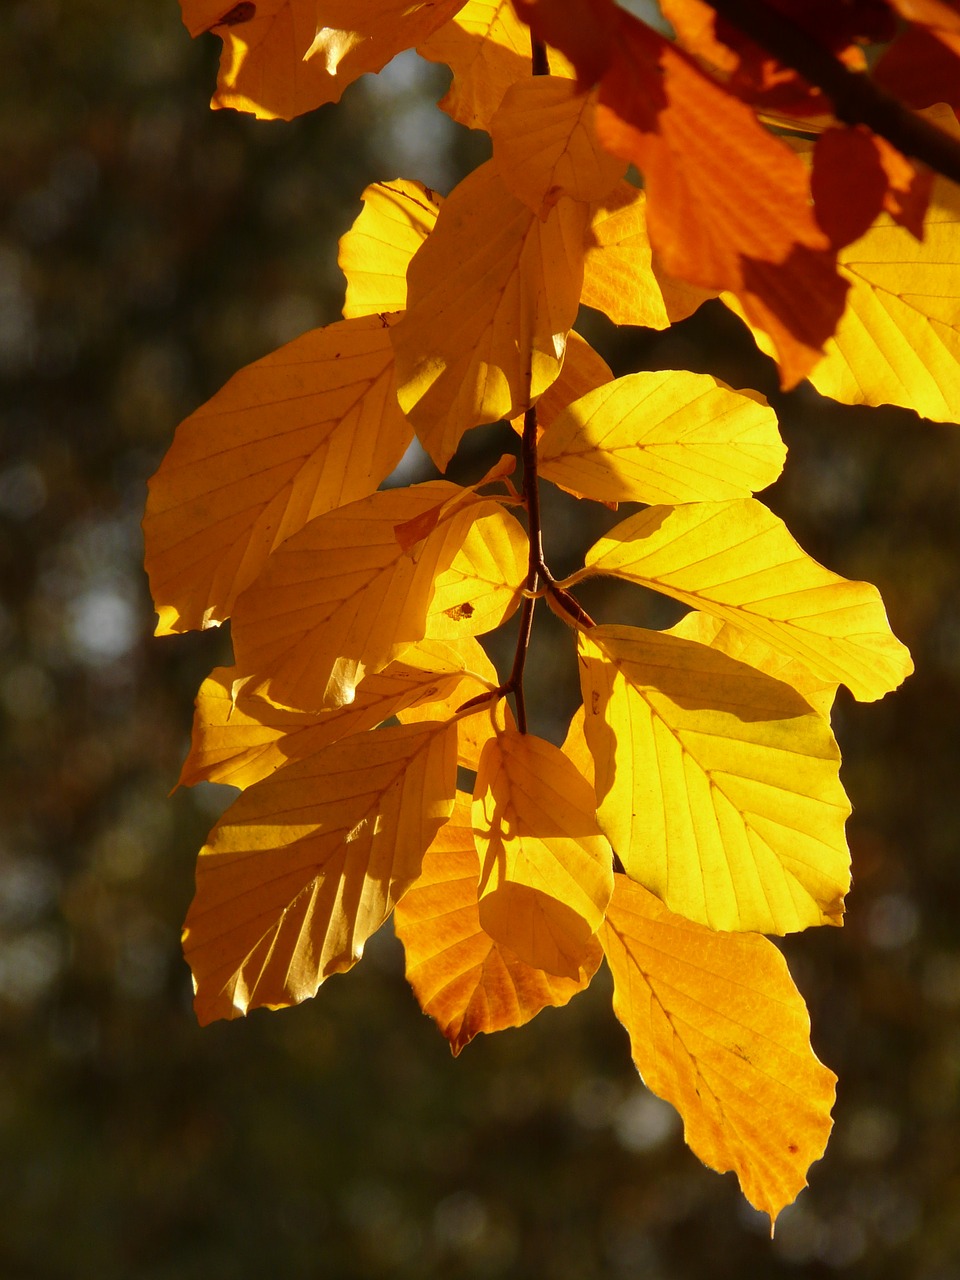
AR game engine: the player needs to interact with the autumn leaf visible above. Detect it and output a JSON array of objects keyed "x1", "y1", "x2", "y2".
[
  {"x1": 511, "y1": 0, "x2": 619, "y2": 86},
  {"x1": 230, "y1": 481, "x2": 525, "y2": 711},
  {"x1": 581, "y1": 181, "x2": 714, "y2": 329},
  {"x1": 390, "y1": 160, "x2": 588, "y2": 468},
  {"x1": 594, "y1": 8, "x2": 847, "y2": 386},
  {"x1": 339, "y1": 179, "x2": 442, "y2": 320},
  {"x1": 418, "y1": 0, "x2": 540, "y2": 130},
  {"x1": 183, "y1": 720, "x2": 458, "y2": 1024},
  {"x1": 182, "y1": 0, "x2": 467, "y2": 121},
  {"x1": 395, "y1": 793, "x2": 600, "y2": 1054},
  {"x1": 538, "y1": 369, "x2": 785, "y2": 504},
  {"x1": 568, "y1": 498, "x2": 913, "y2": 702},
  {"x1": 601, "y1": 875, "x2": 836, "y2": 1223},
  {"x1": 179, "y1": 639, "x2": 495, "y2": 790},
  {"x1": 473, "y1": 730, "x2": 614, "y2": 979},
  {"x1": 666, "y1": 611, "x2": 838, "y2": 720},
  {"x1": 143, "y1": 315, "x2": 411, "y2": 635},
  {"x1": 491, "y1": 76, "x2": 625, "y2": 216},
  {"x1": 579, "y1": 625, "x2": 850, "y2": 934}
]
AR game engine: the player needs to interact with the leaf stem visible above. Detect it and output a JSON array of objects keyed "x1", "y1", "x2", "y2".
[
  {"x1": 532, "y1": 36, "x2": 550, "y2": 77},
  {"x1": 710, "y1": 0, "x2": 960, "y2": 185}
]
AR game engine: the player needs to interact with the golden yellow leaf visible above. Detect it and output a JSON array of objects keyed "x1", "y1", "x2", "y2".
[
  {"x1": 473, "y1": 731, "x2": 614, "y2": 979},
  {"x1": 560, "y1": 703, "x2": 594, "y2": 784},
  {"x1": 230, "y1": 482, "x2": 509, "y2": 711},
  {"x1": 601, "y1": 876, "x2": 836, "y2": 1223},
  {"x1": 809, "y1": 176, "x2": 960, "y2": 422},
  {"x1": 570, "y1": 499, "x2": 913, "y2": 702},
  {"x1": 667, "y1": 612, "x2": 838, "y2": 719},
  {"x1": 338, "y1": 179, "x2": 442, "y2": 319},
  {"x1": 581, "y1": 181, "x2": 714, "y2": 328},
  {"x1": 578, "y1": 626, "x2": 850, "y2": 934},
  {"x1": 184, "y1": 0, "x2": 466, "y2": 121},
  {"x1": 491, "y1": 77, "x2": 625, "y2": 216},
  {"x1": 143, "y1": 316, "x2": 411, "y2": 636},
  {"x1": 539, "y1": 370, "x2": 785, "y2": 504},
  {"x1": 426, "y1": 504, "x2": 529, "y2": 639},
  {"x1": 534, "y1": 330, "x2": 613, "y2": 434},
  {"x1": 183, "y1": 720, "x2": 458, "y2": 1024},
  {"x1": 397, "y1": 645, "x2": 513, "y2": 770},
  {"x1": 390, "y1": 160, "x2": 589, "y2": 469},
  {"x1": 418, "y1": 0, "x2": 576, "y2": 130},
  {"x1": 394, "y1": 793, "x2": 600, "y2": 1054},
  {"x1": 179, "y1": 640, "x2": 493, "y2": 790}
]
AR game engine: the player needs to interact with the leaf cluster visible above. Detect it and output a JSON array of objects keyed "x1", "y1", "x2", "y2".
[{"x1": 145, "y1": 0, "x2": 960, "y2": 1224}]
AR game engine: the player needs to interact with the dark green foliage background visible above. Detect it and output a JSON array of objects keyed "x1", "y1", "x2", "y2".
[{"x1": 3, "y1": 3, "x2": 960, "y2": 1276}]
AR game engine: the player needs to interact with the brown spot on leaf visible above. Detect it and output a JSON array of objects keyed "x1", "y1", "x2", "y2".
[
  {"x1": 445, "y1": 602, "x2": 475, "y2": 621},
  {"x1": 216, "y1": 3, "x2": 256, "y2": 28}
]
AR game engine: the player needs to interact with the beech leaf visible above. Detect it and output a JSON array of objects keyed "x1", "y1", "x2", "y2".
[
  {"x1": 473, "y1": 731, "x2": 614, "y2": 979},
  {"x1": 183, "y1": 720, "x2": 458, "y2": 1024},
  {"x1": 601, "y1": 876, "x2": 837, "y2": 1223},
  {"x1": 339, "y1": 179, "x2": 442, "y2": 320},
  {"x1": 571, "y1": 498, "x2": 913, "y2": 702},
  {"x1": 395, "y1": 793, "x2": 600, "y2": 1054},
  {"x1": 144, "y1": 316, "x2": 412, "y2": 635},
  {"x1": 579, "y1": 626, "x2": 851, "y2": 935}
]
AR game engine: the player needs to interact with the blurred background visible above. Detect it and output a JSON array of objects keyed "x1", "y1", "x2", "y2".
[{"x1": 3, "y1": 2, "x2": 960, "y2": 1277}]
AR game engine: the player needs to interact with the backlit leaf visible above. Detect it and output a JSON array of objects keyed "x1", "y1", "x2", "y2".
[
  {"x1": 539, "y1": 370, "x2": 785, "y2": 504},
  {"x1": 426, "y1": 504, "x2": 528, "y2": 639},
  {"x1": 339, "y1": 179, "x2": 442, "y2": 320},
  {"x1": 581, "y1": 182, "x2": 713, "y2": 328},
  {"x1": 667, "y1": 612, "x2": 838, "y2": 719},
  {"x1": 579, "y1": 626, "x2": 851, "y2": 934},
  {"x1": 418, "y1": 0, "x2": 534, "y2": 130},
  {"x1": 397, "y1": 648, "x2": 514, "y2": 771},
  {"x1": 571, "y1": 499, "x2": 913, "y2": 702},
  {"x1": 230, "y1": 482, "x2": 509, "y2": 710},
  {"x1": 391, "y1": 160, "x2": 588, "y2": 468},
  {"x1": 491, "y1": 77, "x2": 624, "y2": 216},
  {"x1": 595, "y1": 10, "x2": 847, "y2": 387},
  {"x1": 395, "y1": 793, "x2": 600, "y2": 1054},
  {"x1": 144, "y1": 316, "x2": 412, "y2": 635},
  {"x1": 601, "y1": 876, "x2": 836, "y2": 1223},
  {"x1": 473, "y1": 731, "x2": 614, "y2": 979},
  {"x1": 179, "y1": 640, "x2": 493, "y2": 790},
  {"x1": 183, "y1": 720, "x2": 457, "y2": 1024},
  {"x1": 182, "y1": 0, "x2": 466, "y2": 121}
]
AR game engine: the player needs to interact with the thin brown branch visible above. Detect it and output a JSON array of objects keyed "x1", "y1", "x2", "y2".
[
  {"x1": 710, "y1": 0, "x2": 960, "y2": 185},
  {"x1": 532, "y1": 36, "x2": 550, "y2": 77}
]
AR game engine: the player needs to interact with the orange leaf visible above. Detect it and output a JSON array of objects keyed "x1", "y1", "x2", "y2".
[
  {"x1": 395, "y1": 793, "x2": 600, "y2": 1054},
  {"x1": 143, "y1": 316, "x2": 411, "y2": 635},
  {"x1": 595, "y1": 10, "x2": 847, "y2": 387},
  {"x1": 812, "y1": 126, "x2": 932, "y2": 246},
  {"x1": 601, "y1": 876, "x2": 836, "y2": 1223},
  {"x1": 510, "y1": 0, "x2": 619, "y2": 86},
  {"x1": 390, "y1": 160, "x2": 588, "y2": 468},
  {"x1": 181, "y1": 0, "x2": 467, "y2": 121},
  {"x1": 183, "y1": 720, "x2": 457, "y2": 1024}
]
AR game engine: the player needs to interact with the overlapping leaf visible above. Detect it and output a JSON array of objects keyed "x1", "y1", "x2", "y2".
[
  {"x1": 390, "y1": 160, "x2": 588, "y2": 468},
  {"x1": 179, "y1": 639, "x2": 495, "y2": 790},
  {"x1": 144, "y1": 316, "x2": 411, "y2": 634},
  {"x1": 182, "y1": 0, "x2": 466, "y2": 121},
  {"x1": 183, "y1": 720, "x2": 458, "y2": 1024},
  {"x1": 473, "y1": 731, "x2": 614, "y2": 979},
  {"x1": 579, "y1": 625, "x2": 851, "y2": 934},
  {"x1": 339, "y1": 179, "x2": 442, "y2": 320},
  {"x1": 539, "y1": 370, "x2": 785, "y2": 504},
  {"x1": 581, "y1": 182, "x2": 714, "y2": 328},
  {"x1": 230, "y1": 481, "x2": 525, "y2": 710},
  {"x1": 395, "y1": 793, "x2": 600, "y2": 1054},
  {"x1": 569, "y1": 499, "x2": 913, "y2": 702},
  {"x1": 594, "y1": 8, "x2": 847, "y2": 386},
  {"x1": 491, "y1": 76, "x2": 624, "y2": 216},
  {"x1": 601, "y1": 876, "x2": 837, "y2": 1222}
]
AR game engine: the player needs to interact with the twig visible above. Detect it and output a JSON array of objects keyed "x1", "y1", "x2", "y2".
[{"x1": 710, "y1": 0, "x2": 960, "y2": 184}]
